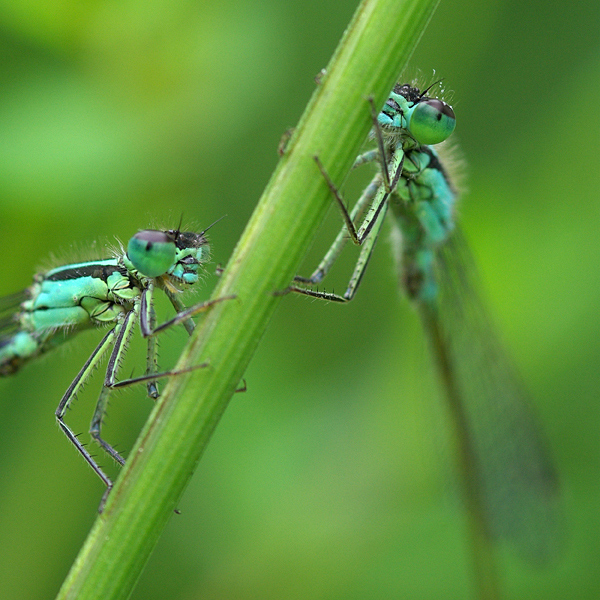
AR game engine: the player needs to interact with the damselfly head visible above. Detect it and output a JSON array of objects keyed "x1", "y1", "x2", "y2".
[
  {"x1": 164, "y1": 228, "x2": 212, "y2": 285},
  {"x1": 379, "y1": 83, "x2": 456, "y2": 146}
]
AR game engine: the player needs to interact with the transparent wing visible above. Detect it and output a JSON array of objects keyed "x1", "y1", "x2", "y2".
[{"x1": 421, "y1": 227, "x2": 564, "y2": 564}]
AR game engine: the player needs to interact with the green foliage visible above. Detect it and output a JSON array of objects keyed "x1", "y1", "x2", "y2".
[
  {"x1": 0, "y1": 0, "x2": 598, "y2": 599},
  {"x1": 56, "y1": 0, "x2": 441, "y2": 598}
]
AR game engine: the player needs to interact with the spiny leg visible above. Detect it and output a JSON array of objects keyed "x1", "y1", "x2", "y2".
[
  {"x1": 55, "y1": 326, "x2": 121, "y2": 490},
  {"x1": 107, "y1": 286, "x2": 235, "y2": 396},
  {"x1": 347, "y1": 98, "x2": 393, "y2": 183},
  {"x1": 90, "y1": 308, "x2": 139, "y2": 467},
  {"x1": 85, "y1": 298, "x2": 214, "y2": 513},
  {"x1": 311, "y1": 153, "x2": 395, "y2": 248},
  {"x1": 291, "y1": 95, "x2": 404, "y2": 298},
  {"x1": 291, "y1": 132, "x2": 403, "y2": 299},
  {"x1": 294, "y1": 175, "x2": 380, "y2": 286},
  {"x1": 344, "y1": 200, "x2": 389, "y2": 299},
  {"x1": 352, "y1": 96, "x2": 408, "y2": 241},
  {"x1": 306, "y1": 94, "x2": 400, "y2": 256},
  {"x1": 56, "y1": 306, "x2": 170, "y2": 505},
  {"x1": 88, "y1": 291, "x2": 219, "y2": 489},
  {"x1": 101, "y1": 284, "x2": 235, "y2": 395},
  {"x1": 290, "y1": 158, "x2": 390, "y2": 301},
  {"x1": 355, "y1": 143, "x2": 404, "y2": 242},
  {"x1": 88, "y1": 289, "x2": 215, "y2": 473},
  {"x1": 105, "y1": 284, "x2": 233, "y2": 395},
  {"x1": 289, "y1": 198, "x2": 388, "y2": 302},
  {"x1": 112, "y1": 286, "x2": 212, "y2": 389},
  {"x1": 55, "y1": 285, "x2": 235, "y2": 510},
  {"x1": 145, "y1": 294, "x2": 159, "y2": 398},
  {"x1": 364, "y1": 95, "x2": 408, "y2": 196},
  {"x1": 144, "y1": 281, "x2": 235, "y2": 337},
  {"x1": 368, "y1": 96, "x2": 392, "y2": 191},
  {"x1": 160, "y1": 284, "x2": 196, "y2": 336}
]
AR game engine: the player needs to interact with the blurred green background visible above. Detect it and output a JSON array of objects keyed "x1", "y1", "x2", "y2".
[{"x1": 0, "y1": 0, "x2": 598, "y2": 598}]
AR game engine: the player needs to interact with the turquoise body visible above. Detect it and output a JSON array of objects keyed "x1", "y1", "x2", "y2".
[
  {"x1": 0, "y1": 225, "x2": 215, "y2": 500},
  {"x1": 370, "y1": 83, "x2": 458, "y2": 304},
  {"x1": 390, "y1": 144, "x2": 456, "y2": 302},
  {"x1": 0, "y1": 228, "x2": 209, "y2": 376},
  {"x1": 293, "y1": 82, "x2": 562, "y2": 565},
  {"x1": 378, "y1": 84, "x2": 561, "y2": 562},
  {"x1": 0, "y1": 260, "x2": 135, "y2": 375}
]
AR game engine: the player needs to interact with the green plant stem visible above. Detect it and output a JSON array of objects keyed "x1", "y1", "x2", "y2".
[{"x1": 55, "y1": 0, "x2": 440, "y2": 598}]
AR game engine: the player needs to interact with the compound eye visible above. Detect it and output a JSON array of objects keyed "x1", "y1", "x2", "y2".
[
  {"x1": 410, "y1": 99, "x2": 456, "y2": 145},
  {"x1": 127, "y1": 230, "x2": 176, "y2": 277}
]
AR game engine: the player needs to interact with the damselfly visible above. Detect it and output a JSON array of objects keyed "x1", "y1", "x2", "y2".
[
  {"x1": 0, "y1": 223, "x2": 228, "y2": 502},
  {"x1": 290, "y1": 82, "x2": 562, "y2": 584}
]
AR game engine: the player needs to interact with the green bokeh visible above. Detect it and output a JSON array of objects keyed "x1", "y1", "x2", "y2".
[{"x1": 0, "y1": 0, "x2": 598, "y2": 598}]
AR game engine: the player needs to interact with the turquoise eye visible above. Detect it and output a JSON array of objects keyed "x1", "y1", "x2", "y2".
[
  {"x1": 409, "y1": 99, "x2": 456, "y2": 145},
  {"x1": 127, "y1": 230, "x2": 176, "y2": 277}
]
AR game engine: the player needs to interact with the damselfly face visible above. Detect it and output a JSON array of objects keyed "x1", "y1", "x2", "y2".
[
  {"x1": 378, "y1": 83, "x2": 456, "y2": 146},
  {"x1": 166, "y1": 229, "x2": 210, "y2": 285},
  {"x1": 126, "y1": 229, "x2": 209, "y2": 285}
]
